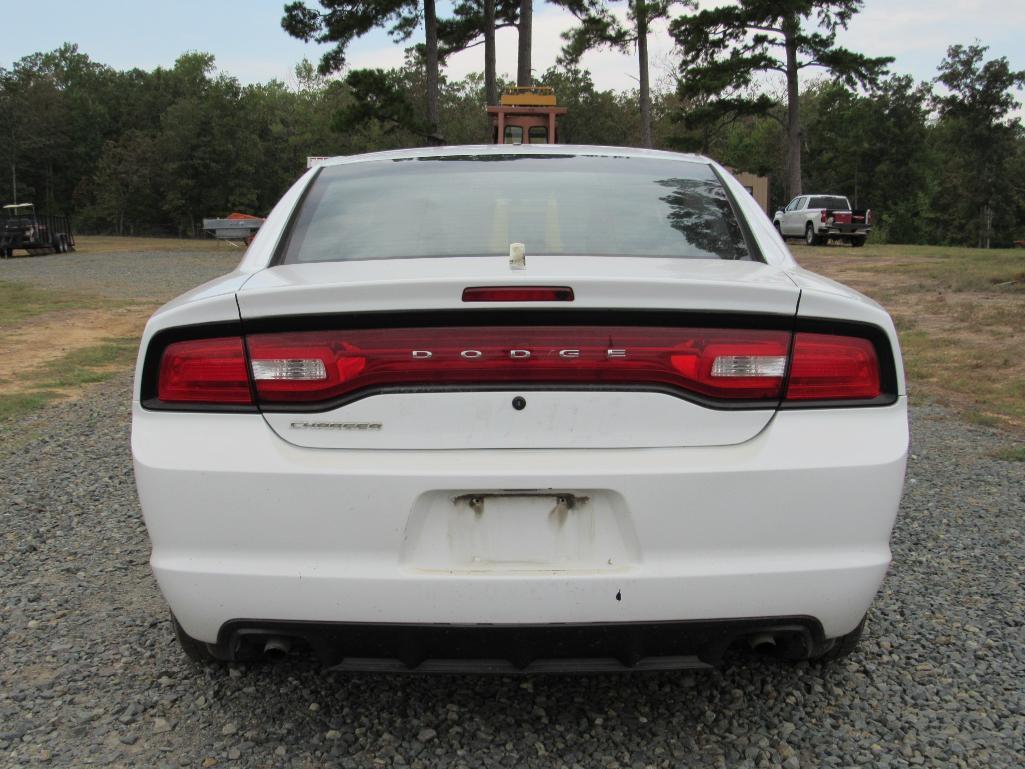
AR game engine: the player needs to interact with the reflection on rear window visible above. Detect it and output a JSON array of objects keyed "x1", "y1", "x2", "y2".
[{"x1": 282, "y1": 155, "x2": 757, "y2": 263}]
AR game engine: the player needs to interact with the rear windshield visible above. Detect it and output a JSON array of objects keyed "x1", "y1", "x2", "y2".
[
  {"x1": 808, "y1": 196, "x2": 850, "y2": 210},
  {"x1": 281, "y1": 155, "x2": 757, "y2": 263}
]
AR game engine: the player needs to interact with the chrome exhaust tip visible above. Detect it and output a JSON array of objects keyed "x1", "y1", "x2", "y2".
[
  {"x1": 263, "y1": 636, "x2": 292, "y2": 661},
  {"x1": 748, "y1": 633, "x2": 777, "y2": 652}
]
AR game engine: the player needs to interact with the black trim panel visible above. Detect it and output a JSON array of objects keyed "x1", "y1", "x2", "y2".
[
  {"x1": 210, "y1": 616, "x2": 827, "y2": 670},
  {"x1": 268, "y1": 166, "x2": 322, "y2": 268},
  {"x1": 710, "y1": 164, "x2": 765, "y2": 264},
  {"x1": 239, "y1": 308, "x2": 796, "y2": 333}
]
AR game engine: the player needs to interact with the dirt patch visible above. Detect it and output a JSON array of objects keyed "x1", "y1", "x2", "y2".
[{"x1": 0, "y1": 306, "x2": 152, "y2": 396}]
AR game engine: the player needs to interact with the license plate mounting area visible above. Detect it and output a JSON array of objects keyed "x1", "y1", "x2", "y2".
[{"x1": 401, "y1": 490, "x2": 639, "y2": 573}]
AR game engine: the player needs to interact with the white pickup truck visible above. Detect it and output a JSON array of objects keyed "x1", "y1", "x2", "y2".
[{"x1": 773, "y1": 195, "x2": 871, "y2": 247}]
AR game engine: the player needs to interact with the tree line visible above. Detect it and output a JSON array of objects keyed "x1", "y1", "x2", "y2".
[{"x1": 0, "y1": 2, "x2": 1023, "y2": 245}]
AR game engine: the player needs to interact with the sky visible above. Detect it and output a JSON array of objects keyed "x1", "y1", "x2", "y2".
[{"x1": 1, "y1": 0, "x2": 1022, "y2": 99}]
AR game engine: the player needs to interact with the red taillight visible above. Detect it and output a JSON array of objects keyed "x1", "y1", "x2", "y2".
[
  {"x1": 785, "y1": 333, "x2": 880, "y2": 401},
  {"x1": 246, "y1": 327, "x2": 792, "y2": 404},
  {"x1": 462, "y1": 286, "x2": 575, "y2": 302},
  {"x1": 157, "y1": 337, "x2": 252, "y2": 404},
  {"x1": 820, "y1": 210, "x2": 827, "y2": 223}
]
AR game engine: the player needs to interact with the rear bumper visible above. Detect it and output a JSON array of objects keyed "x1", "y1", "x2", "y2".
[
  {"x1": 133, "y1": 398, "x2": 908, "y2": 648},
  {"x1": 816, "y1": 225, "x2": 870, "y2": 237}
]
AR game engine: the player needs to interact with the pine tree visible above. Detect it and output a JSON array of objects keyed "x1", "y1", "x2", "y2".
[
  {"x1": 282, "y1": 0, "x2": 444, "y2": 141},
  {"x1": 670, "y1": 0, "x2": 891, "y2": 196},
  {"x1": 438, "y1": 0, "x2": 520, "y2": 105},
  {"x1": 555, "y1": 0, "x2": 682, "y2": 148}
]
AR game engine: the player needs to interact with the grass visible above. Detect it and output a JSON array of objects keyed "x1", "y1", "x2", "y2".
[
  {"x1": 27, "y1": 337, "x2": 138, "y2": 387},
  {"x1": 0, "y1": 280, "x2": 115, "y2": 326},
  {"x1": 73, "y1": 234, "x2": 241, "y2": 255},
  {"x1": 0, "y1": 391, "x2": 59, "y2": 422},
  {"x1": 992, "y1": 445, "x2": 1025, "y2": 462},
  {"x1": 839, "y1": 243, "x2": 1025, "y2": 292}
]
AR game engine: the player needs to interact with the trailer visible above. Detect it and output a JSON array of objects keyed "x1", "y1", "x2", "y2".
[
  {"x1": 0, "y1": 203, "x2": 76, "y2": 257},
  {"x1": 201, "y1": 212, "x2": 265, "y2": 245}
]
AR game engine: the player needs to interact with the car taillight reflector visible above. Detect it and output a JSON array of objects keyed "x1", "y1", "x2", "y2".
[
  {"x1": 785, "y1": 333, "x2": 881, "y2": 401},
  {"x1": 245, "y1": 327, "x2": 793, "y2": 404},
  {"x1": 462, "y1": 286, "x2": 575, "y2": 302},
  {"x1": 711, "y1": 355, "x2": 788, "y2": 378},
  {"x1": 157, "y1": 337, "x2": 252, "y2": 404},
  {"x1": 251, "y1": 358, "x2": 328, "y2": 381}
]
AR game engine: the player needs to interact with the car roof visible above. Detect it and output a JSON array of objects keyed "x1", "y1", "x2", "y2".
[{"x1": 312, "y1": 144, "x2": 712, "y2": 168}]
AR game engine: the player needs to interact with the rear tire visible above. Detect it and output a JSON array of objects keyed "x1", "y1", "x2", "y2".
[
  {"x1": 812, "y1": 615, "x2": 866, "y2": 663},
  {"x1": 850, "y1": 237, "x2": 866, "y2": 248},
  {"x1": 774, "y1": 615, "x2": 866, "y2": 663},
  {"x1": 804, "y1": 223, "x2": 820, "y2": 246},
  {"x1": 171, "y1": 613, "x2": 221, "y2": 664}
]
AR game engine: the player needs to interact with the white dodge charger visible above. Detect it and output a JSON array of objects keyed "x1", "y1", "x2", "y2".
[{"x1": 132, "y1": 146, "x2": 908, "y2": 672}]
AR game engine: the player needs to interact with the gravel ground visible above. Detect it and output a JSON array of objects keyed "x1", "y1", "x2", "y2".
[
  {"x1": 2, "y1": 374, "x2": 1023, "y2": 768},
  {"x1": 0, "y1": 250, "x2": 241, "y2": 301}
]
